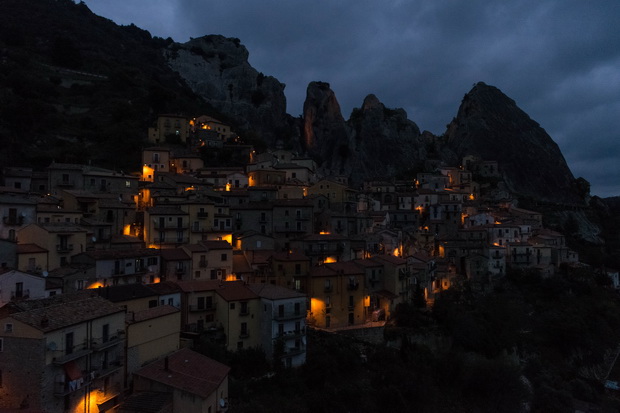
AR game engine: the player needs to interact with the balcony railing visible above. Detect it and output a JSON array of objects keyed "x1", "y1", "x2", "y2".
[
  {"x1": 56, "y1": 244, "x2": 74, "y2": 253},
  {"x1": 197, "y1": 212, "x2": 209, "y2": 218},
  {"x1": 274, "y1": 311, "x2": 304, "y2": 321},
  {"x1": 2, "y1": 216, "x2": 24, "y2": 226},
  {"x1": 52, "y1": 347, "x2": 93, "y2": 365},
  {"x1": 189, "y1": 304, "x2": 216, "y2": 312},
  {"x1": 91, "y1": 334, "x2": 123, "y2": 351}
]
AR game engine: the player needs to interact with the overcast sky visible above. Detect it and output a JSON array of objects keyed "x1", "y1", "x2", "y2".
[{"x1": 83, "y1": 0, "x2": 620, "y2": 198}]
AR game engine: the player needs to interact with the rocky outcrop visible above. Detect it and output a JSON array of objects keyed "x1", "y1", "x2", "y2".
[
  {"x1": 164, "y1": 35, "x2": 297, "y2": 146},
  {"x1": 445, "y1": 82, "x2": 582, "y2": 204},
  {"x1": 301, "y1": 82, "x2": 427, "y2": 184},
  {"x1": 302, "y1": 82, "x2": 351, "y2": 173}
]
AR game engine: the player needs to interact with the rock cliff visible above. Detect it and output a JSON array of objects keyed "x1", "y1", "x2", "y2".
[
  {"x1": 301, "y1": 82, "x2": 428, "y2": 184},
  {"x1": 165, "y1": 35, "x2": 297, "y2": 146},
  {"x1": 444, "y1": 82, "x2": 582, "y2": 204}
]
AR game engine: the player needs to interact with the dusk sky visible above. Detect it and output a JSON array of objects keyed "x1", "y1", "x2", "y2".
[{"x1": 82, "y1": 0, "x2": 620, "y2": 198}]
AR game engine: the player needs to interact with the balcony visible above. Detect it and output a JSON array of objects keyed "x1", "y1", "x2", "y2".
[
  {"x1": 54, "y1": 371, "x2": 94, "y2": 396},
  {"x1": 91, "y1": 334, "x2": 123, "y2": 351},
  {"x1": 274, "y1": 225, "x2": 308, "y2": 233},
  {"x1": 274, "y1": 311, "x2": 304, "y2": 321},
  {"x1": 3, "y1": 216, "x2": 24, "y2": 226},
  {"x1": 95, "y1": 359, "x2": 123, "y2": 379},
  {"x1": 284, "y1": 344, "x2": 306, "y2": 357},
  {"x1": 52, "y1": 347, "x2": 93, "y2": 365},
  {"x1": 197, "y1": 212, "x2": 209, "y2": 219},
  {"x1": 56, "y1": 179, "x2": 75, "y2": 187},
  {"x1": 56, "y1": 244, "x2": 74, "y2": 253},
  {"x1": 189, "y1": 304, "x2": 216, "y2": 312},
  {"x1": 277, "y1": 328, "x2": 306, "y2": 339}
]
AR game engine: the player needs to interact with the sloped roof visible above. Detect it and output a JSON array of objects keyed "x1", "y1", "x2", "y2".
[
  {"x1": 11, "y1": 294, "x2": 124, "y2": 332},
  {"x1": 134, "y1": 347, "x2": 230, "y2": 399},
  {"x1": 247, "y1": 283, "x2": 306, "y2": 300},
  {"x1": 216, "y1": 281, "x2": 259, "y2": 302}
]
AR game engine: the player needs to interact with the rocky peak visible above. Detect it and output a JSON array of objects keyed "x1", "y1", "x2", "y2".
[
  {"x1": 164, "y1": 35, "x2": 294, "y2": 146},
  {"x1": 445, "y1": 82, "x2": 582, "y2": 204},
  {"x1": 302, "y1": 82, "x2": 349, "y2": 167},
  {"x1": 361, "y1": 94, "x2": 382, "y2": 111}
]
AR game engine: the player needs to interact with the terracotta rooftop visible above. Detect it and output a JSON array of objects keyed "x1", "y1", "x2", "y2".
[
  {"x1": 174, "y1": 279, "x2": 221, "y2": 293},
  {"x1": 134, "y1": 348, "x2": 230, "y2": 399},
  {"x1": 77, "y1": 248, "x2": 160, "y2": 260},
  {"x1": 247, "y1": 283, "x2": 306, "y2": 300},
  {"x1": 216, "y1": 281, "x2": 259, "y2": 302},
  {"x1": 16, "y1": 243, "x2": 48, "y2": 254},
  {"x1": 160, "y1": 248, "x2": 191, "y2": 261},
  {"x1": 371, "y1": 254, "x2": 407, "y2": 265},
  {"x1": 11, "y1": 294, "x2": 124, "y2": 332},
  {"x1": 128, "y1": 305, "x2": 179, "y2": 324}
]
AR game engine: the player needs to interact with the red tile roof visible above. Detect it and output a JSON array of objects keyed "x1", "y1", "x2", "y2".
[{"x1": 216, "y1": 281, "x2": 259, "y2": 301}]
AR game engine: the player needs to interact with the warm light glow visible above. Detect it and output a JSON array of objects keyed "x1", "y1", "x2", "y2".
[
  {"x1": 87, "y1": 281, "x2": 105, "y2": 289},
  {"x1": 469, "y1": 193, "x2": 475, "y2": 200},
  {"x1": 363, "y1": 295, "x2": 370, "y2": 307},
  {"x1": 72, "y1": 389, "x2": 99, "y2": 413},
  {"x1": 303, "y1": 187, "x2": 308, "y2": 197},
  {"x1": 310, "y1": 298, "x2": 325, "y2": 314},
  {"x1": 142, "y1": 165, "x2": 154, "y2": 182},
  {"x1": 147, "y1": 244, "x2": 161, "y2": 249},
  {"x1": 392, "y1": 247, "x2": 400, "y2": 257},
  {"x1": 185, "y1": 186, "x2": 195, "y2": 192},
  {"x1": 324, "y1": 256, "x2": 337, "y2": 263},
  {"x1": 220, "y1": 233, "x2": 233, "y2": 245},
  {"x1": 225, "y1": 183, "x2": 231, "y2": 191},
  {"x1": 438, "y1": 245, "x2": 445, "y2": 258},
  {"x1": 225, "y1": 273, "x2": 237, "y2": 281},
  {"x1": 319, "y1": 231, "x2": 331, "y2": 235},
  {"x1": 123, "y1": 224, "x2": 132, "y2": 235}
]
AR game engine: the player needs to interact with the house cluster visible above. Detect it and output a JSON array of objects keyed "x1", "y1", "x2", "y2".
[{"x1": 0, "y1": 113, "x2": 585, "y2": 412}]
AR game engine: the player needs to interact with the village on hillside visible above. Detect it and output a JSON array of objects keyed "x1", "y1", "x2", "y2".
[{"x1": 0, "y1": 113, "x2": 601, "y2": 413}]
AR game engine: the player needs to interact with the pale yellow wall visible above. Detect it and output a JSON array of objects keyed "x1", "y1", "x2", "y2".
[{"x1": 127, "y1": 312, "x2": 180, "y2": 369}]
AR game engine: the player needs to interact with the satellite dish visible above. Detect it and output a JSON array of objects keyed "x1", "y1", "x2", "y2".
[
  {"x1": 42, "y1": 271, "x2": 49, "y2": 277},
  {"x1": 47, "y1": 341, "x2": 57, "y2": 351}
]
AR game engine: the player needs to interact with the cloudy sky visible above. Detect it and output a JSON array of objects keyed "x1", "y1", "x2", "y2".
[{"x1": 83, "y1": 0, "x2": 620, "y2": 197}]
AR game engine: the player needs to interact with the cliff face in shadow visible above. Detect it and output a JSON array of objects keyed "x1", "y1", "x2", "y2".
[{"x1": 444, "y1": 82, "x2": 581, "y2": 204}]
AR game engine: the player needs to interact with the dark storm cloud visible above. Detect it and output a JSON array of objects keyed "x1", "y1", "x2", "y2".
[{"x1": 84, "y1": 0, "x2": 620, "y2": 197}]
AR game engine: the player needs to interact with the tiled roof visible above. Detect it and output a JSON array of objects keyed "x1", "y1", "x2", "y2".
[
  {"x1": 116, "y1": 391, "x2": 172, "y2": 413},
  {"x1": 174, "y1": 279, "x2": 221, "y2": 293},
  {"x1": 232, "y1": 253, "x2": 253, "y2": 274},
  {"x1": 146, "y1": 281, "x2": 183, "y2": 295},
  {"x1": 128, "y1": 305, "x2": 179, "y2": 324},
  {"x1": 77, "y1": 248, "x2": 160, "y2": 260},
  {"x1": 11, "y1": 294, "x2": 124, "y2": 332},
  {"x1": 325, "y1": 261, "x2": 364, "y2": 274},
  {"x1": 96, "y1": 284, "x2": 158, "y2": 302},
  {"x1": 160, "y1": 248, "x2": 191, "y2": 261},
  {"x1": 16, "y1": 243, "x2": 48, "y2": 254},
  {"x1": 216, "y1": 281, "x2": 259, "y2": 301},
  {"x1": 201, "y1": 240, "x2": 231, "y2": 250},
  {"x1": 247, "y1": 283, "x2": 306, "y2": 300},
  {"x1": 270, "y1": 251, "x2": 310, "y2": 261},
  {"x1": 134, "y1": 347, "x2": 230, "y2": 399},
  {"x1": 371, "y1": 254, "x2": 407, "y2": 265}
]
